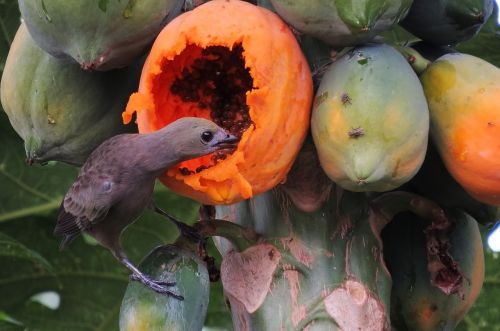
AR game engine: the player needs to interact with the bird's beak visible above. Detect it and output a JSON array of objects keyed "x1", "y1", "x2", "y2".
[{"x1": 214, "y1": 133, "x2": 240, "y2": 149}]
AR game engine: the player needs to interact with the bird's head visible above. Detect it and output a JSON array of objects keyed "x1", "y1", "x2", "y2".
[{"x1": 164, "y1": 117, "x2": 240, "y2": 159}]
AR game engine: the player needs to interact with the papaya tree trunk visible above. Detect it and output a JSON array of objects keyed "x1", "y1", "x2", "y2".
[{"x1": 214, "y1": 139, "x2": 393, "y2": 330}]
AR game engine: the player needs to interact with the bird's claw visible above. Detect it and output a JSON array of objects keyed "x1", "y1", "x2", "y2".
[{"x1": 129, "y1": 273, "x2": 183, "y2": 300}]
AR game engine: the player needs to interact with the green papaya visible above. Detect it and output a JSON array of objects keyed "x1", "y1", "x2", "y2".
[
  {"x1": 119, "y1": 245, "x2": 210, "y2": 331},
  {"x1": 311, "y1": 44, "x2": 429, "y2": 192},
  {"x1": 0, "y1": 24, "x2": 138, "y2": 166},
  {"x1": 409, "y1": 141, "x2": 500, "y2": 227},
  {"x1": 269, "y1": 0, "x2": 413, "y2": 47},
  {"x1": 382, "y1": 209, "x2": 484, "y2": 331},
  {"x1": 18, "y1": 0, "x2": 184, "y2": 70},
  {"x1": 400, "y1": 0, "x2": 494, "y2": 45}
]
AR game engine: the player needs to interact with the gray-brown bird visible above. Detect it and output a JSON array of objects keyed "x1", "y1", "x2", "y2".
[{"x1": 54, "y1": 117, "x2": 238, "y2": 299}]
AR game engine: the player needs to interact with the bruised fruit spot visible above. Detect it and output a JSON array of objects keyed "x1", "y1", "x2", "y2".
[
  {"x1": 324, "y1": 279, "x2": 386, "y2": 331},
  {"x1": 425, "y1": 215, "x2": 463, "y2": 295},
  {"x1": 341, "y1": 92, "x2": 351, "y2": 105},
  {"x1": 284, "y1": 269, "x2": 307, "y2": 327},
  {"x1": 221, "y1": 244, "x2": 281, "y2": 313},
  {"x1": 313, "y1": 91, "x2": 328, "y2": 108},
  {"x1": 348, "y1": 127, "x2": 365, "y2": 138}
]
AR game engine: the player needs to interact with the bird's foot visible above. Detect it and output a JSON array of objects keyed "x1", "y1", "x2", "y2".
[
  {"x1": 129, "y1": 272, "x2": 184, "y2": 300},
  {"x1": 121, "y1": 257, "x2": 183, "y2": 300}
]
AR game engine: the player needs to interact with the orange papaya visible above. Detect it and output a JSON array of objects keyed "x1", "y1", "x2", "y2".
[{"x1": 420, "y1": 53, "x2": 500, "y2": 205}]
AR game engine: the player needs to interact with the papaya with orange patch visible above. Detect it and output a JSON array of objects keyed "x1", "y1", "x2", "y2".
[
  {"x1": 420, "y1": 53, "x2": 500, "y2": 205},
  {"x1": 311, "y1": 44, "x2": 429, "y2": 192}
]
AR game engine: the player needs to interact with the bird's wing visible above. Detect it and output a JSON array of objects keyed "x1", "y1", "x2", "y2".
[{"x1": 54, "y1": 140, "x2": 123, "y2": 246}]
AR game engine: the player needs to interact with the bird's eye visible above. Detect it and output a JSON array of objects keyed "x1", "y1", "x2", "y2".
[{"x1": 201, "y1": 131, "x2": 214, "y2": 143}]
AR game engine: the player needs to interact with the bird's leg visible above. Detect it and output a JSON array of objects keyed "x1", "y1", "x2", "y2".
[
  {"x1": 150, "y1": 202, "x2": 204, "y2": 242},
  {"x1": 120, "y1": 257, "x2": 184, "y2": 300}
]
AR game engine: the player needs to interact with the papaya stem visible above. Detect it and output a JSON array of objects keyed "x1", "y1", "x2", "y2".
[
  {"x1": 194, "y1": 219, "x2": 260, "y2": 251},
  {"x1": 372, "y1": 191, "x2": 447, "y2": 229},
  {"x1": 393, "y1": 45, "x2": 431, "y2": 75}
]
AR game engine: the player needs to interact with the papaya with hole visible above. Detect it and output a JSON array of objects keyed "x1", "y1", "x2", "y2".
[{"x1": 382, "y1": 209, "x2": 484, "y2": 330}]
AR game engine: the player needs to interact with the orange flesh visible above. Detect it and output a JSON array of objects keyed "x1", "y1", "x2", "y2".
[{"x1": 149, "y1": 43, "x2": 254, "y2": 174}]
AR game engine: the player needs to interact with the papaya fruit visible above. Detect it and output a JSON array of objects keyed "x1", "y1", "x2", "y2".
[
  {"x1": 409, "y1": 141, "x2": 500, "y2": 227},
  {"x1": 269, "y1": 0, "x2": 413, "y2": 47},
  {"x1": 0, "y1": 24, "x2": 138, "y2": 166},
  {"x1": 119, "y1": 245, "x2": 210, "y2": 331},
  {"x1": 311, "y1": 44, "x2": 429, "y2": 192},
  {"x1": 18, "y1": 0, "x2": 184, "y2": 70},
  {"x1": 401, "y1": 0, "x2": 494, "y2": 45},
  {"x1": 420, "y1": 53, "x2": 500, "y2": 205},
  {"x1": 382, "y1": 209, "x2": 484, "y2": 330}
]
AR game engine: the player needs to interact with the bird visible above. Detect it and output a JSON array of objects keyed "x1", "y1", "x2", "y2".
[{"x1": 53, "y1": 117, "x2": 239, "y2": 299}]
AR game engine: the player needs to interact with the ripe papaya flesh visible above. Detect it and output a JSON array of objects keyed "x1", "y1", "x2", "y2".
[
  {"x1": 409, "y1": 141, "x2": 500, "y2": 227},
  {"x1": 401, "y1": 0, "x2": 494, "y2": 45},
  {"x1": 311, "y1": 44, "x2": 429, "y2": 192},
  {"x1": 270, "y1": 0, "x2": 412, "y2": 47},
  {"x1": 420, "y1": 53, "x2": 500, "y2": 205},
  {"x1": 18, "y1": 0, "x2": 183, "y2": 70},
  {"x1": 0, "y1": 24, "x2": 138, "y2": 166},
  {"x1": 383, "y1": 209, "x2": 484, "y2": 331},
  {"x1": 119, "y1": 245, "x2": 210, "y2": 331}
]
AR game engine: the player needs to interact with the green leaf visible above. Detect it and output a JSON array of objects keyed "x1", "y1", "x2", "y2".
[
  {"x1": 0, "y1": 188, "x2": 200, "y2": 331},
  {"x1": 0, "y1": 112, "x2": 78, "y2": 223},
  {"x1": 0, "y1": 0, "x2": 20, "y2": 73},
  {"x1": 457, "y1": 246, "x2": 500, "y2": 331},
  {"x1": 0, "y1": 232, "x2": 53, "y2": 272},
  {"x1": 457, "y1": 3, "x2": 500, "y2": 67}
]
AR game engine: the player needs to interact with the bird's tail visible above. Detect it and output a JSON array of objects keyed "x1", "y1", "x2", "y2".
[{"x1": 58, "y1": 234, "x2": 78, "y2": 251}]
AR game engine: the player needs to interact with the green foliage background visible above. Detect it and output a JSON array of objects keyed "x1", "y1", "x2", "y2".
[{"x1": 0, "y1": 1, "x2": 499, "y2": 330}]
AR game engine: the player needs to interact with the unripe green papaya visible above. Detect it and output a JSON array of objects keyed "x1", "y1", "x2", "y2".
[
  {"x1": 269, "y1": 0, "x2": 413, "y2": 47},
  {"x1": 401, "y1": 0, "x2": 494, "y2": 45},
  {"x1": 119, "y1": 245, "x2": 210, "y2": 331},
  {"x1": 311, "y1": 44, "x2": 429, "y2": 192},
  {"x1": 0, "y1": 24, "x2": 138, "y2": 166},
  {"x1": 18, "y1": 0, "x2": 183, "y2": 70},
  {"x1": 382, "y1": 209, "x2": 484, "y2": 331}
]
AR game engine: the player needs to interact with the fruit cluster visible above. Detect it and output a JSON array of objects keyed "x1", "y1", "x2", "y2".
[{"x1": 1, "y1": 0, "x2": 498, "y2": 330}]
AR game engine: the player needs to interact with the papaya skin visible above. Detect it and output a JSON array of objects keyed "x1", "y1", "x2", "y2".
[
  {"x1": 421, "y1": 53, "x2": 500, "y2": 205},
  {"x1": 383, "y1": 210, "x2": 484, "y2": 331},
  {"x1": 311, "y1": 44, "x2": 429, "y2": 192},
  {"x1": 119, "y1": 245, "x2": 210, "y2": 331},
  {"x1": 270, "y1": 0, "x2": 412, "y2": 47},
  {"x1": 18, "y1": 0, "x2": 183, "y2": 71},
  {"x1": 0, "y1": 24, "x2": 138, "y2": 165}
]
